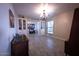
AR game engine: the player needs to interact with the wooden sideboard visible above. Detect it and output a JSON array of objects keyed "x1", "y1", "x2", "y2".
[{"x1": 11, "y1": 34, "x2": 29, "y2": 56}]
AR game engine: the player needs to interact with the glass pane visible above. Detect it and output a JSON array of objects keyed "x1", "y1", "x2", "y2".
[
  {"x1": 48, "y1": 28, "x2": 53, "y2": 33},
  {"x1": 47, "y1": 21, "x2": 54, "y2": 34}
]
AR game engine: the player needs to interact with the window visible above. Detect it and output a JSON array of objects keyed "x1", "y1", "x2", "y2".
[{"x1": 47, "y1": 20, "x2": 54, "y2": 34}]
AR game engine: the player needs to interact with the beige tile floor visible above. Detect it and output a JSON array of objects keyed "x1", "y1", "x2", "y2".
[{"x1": 27, "y1": 34, "x2": 65, "y2": 56}]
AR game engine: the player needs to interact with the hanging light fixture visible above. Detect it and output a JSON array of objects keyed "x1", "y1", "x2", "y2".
[
  {"x1": 36, "y1": 3, "x2": 53, "y2": 20},
  {"x1": 40, "y1": 3, "x2": 48, "y2": 20}
]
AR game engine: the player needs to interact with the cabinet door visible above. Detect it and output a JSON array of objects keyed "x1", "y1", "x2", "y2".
[{"x1": 11, "y1": 41, "x2": 28, "y2": 56}]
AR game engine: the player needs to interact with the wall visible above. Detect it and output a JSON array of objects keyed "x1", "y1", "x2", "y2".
[
  {"x1": 53, "y1": 10, "x2": 74, "y2": 41},
  {"x1": 0, "y1": 3, "x2": 16, "y2": 55}
]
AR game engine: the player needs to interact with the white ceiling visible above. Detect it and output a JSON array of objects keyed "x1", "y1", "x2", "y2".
[{"x1": 13, "y1": 3, "x2": 79, "y2": 20}]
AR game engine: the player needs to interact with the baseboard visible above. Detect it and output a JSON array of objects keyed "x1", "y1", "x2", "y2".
[{"x1": 53, "y1": 35, "x2": 66, "y2": 41}]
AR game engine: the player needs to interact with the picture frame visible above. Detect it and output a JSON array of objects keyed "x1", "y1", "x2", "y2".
[{"x1": 9, "y1": 9, "x2": 14, "y2": 28}]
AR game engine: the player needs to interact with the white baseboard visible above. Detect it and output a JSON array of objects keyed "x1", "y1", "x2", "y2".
[
  {"x1": 46, "y1": 34, "x2": 65, "y2": 41},
  {"x1": 53, "y1": 35, "x2": 66, "y2": 41}
]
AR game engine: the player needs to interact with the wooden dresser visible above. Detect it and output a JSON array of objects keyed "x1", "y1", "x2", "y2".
[{"x1": 11, "y1": 34, "x2": 29, "y2": 56}]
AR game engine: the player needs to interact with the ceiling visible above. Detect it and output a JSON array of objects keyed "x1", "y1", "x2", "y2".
[{"x1": 13, "y1": 3, "x2": 79, "y2": 20}]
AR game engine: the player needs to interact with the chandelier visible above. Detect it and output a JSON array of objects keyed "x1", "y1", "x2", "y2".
[
  {"x1": 36, "y1": 3, "x2": 53, "y2": 20},
  {"x1": 40, "y1": 10, "x2": 47, "y2": 20},
  {"x1": 40, "y1": 3, "x2": 48, "y2": 20}
]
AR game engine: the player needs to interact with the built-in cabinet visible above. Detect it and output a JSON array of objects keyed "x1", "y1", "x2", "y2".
[{"x1": 17, "y1": 18, "x2": 27, "y2": 35}]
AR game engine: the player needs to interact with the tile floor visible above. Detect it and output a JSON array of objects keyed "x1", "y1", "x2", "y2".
[{"x1": 27, "y1": 34, "x2": 65, "y2": 56}]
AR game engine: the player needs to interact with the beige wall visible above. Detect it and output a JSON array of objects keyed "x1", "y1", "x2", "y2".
[{"x1": 53, "y1": 10, "x2": 74, "y2": 41}]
